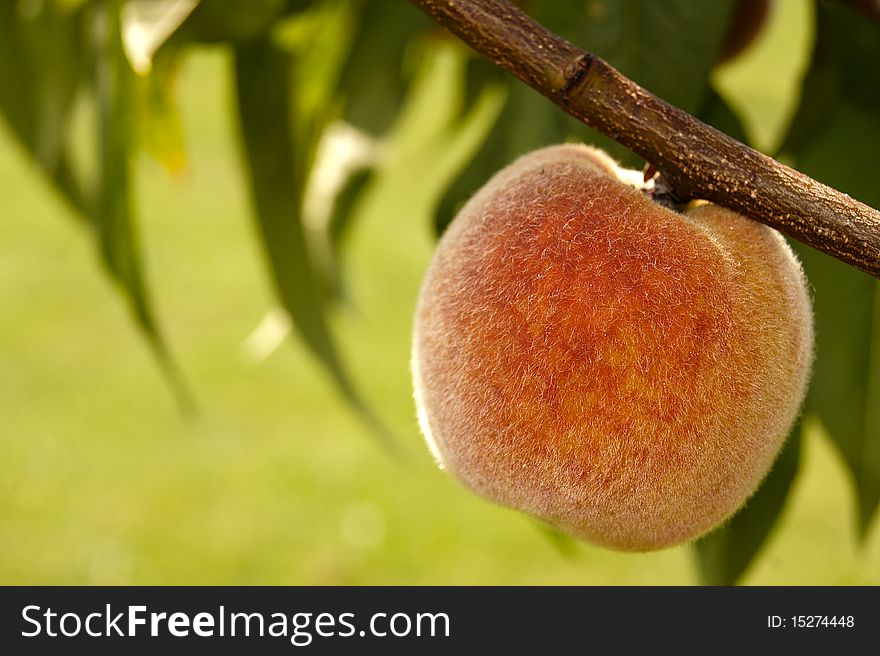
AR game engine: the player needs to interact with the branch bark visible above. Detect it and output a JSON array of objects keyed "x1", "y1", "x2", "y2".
[{"x1": 408, "y1": 0, "x2": 880, "y2": 279}]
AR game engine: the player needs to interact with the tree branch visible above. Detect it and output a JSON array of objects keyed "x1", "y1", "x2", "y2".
[{"x1": 408, "y1": 0, "x2": 880, "y2": 279}]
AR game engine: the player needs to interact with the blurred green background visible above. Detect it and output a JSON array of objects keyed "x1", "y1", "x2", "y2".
[{"x1": 1, "y1": 0, "x2": 879, "y2": 584}]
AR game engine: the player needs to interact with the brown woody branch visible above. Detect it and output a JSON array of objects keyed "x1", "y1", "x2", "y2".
[{"x1": 408, "y1": 0, "x2": 880, "y2": 279}]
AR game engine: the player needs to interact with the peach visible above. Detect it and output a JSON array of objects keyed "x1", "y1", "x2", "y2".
[{"x1": 412, "y1": 144, "x2": 813, "y2": 551}]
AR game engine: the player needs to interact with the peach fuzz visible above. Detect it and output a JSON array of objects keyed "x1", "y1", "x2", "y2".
[{"x1": 412, "y1": 144, "x2": 813, "y2": 551}]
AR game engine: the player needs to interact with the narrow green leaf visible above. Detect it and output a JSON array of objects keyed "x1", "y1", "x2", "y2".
[
  {"x1": 26, "y1": 7, "x2": 83, "y2": 172},
  {"x1": 276, "y1": 0, "x2": 353, "y2": 152},
  {"x1": 324, "y1": 165, "x2": 375, "y2": 300},
  {"x1": 234, "y1": 33, "x2": 395, "y2": 449},
  {"x1": 0, "y1": 0, "x2": 88, "y2": 214},
  {"x1": 0, "y1": 1, "x2": 187, "y2": 406},
  {"x1": 328, "y1": 166, "x2": 373, "y2": 251},
  {"x1": 338, "y1": 0, "x2": 432, "y2": 134},
  {"x1": 694, "y1": 420, "x2": 802, "y2": 585},
  {"x1": 281, "y1": 0, "x2": 363, "y2": 305},
  {"x1": 0, "y1": 2, "x2": 38, "y2": 143},
  {"x1": 92, "y1": 1, "x2": 192, "y2": 409}
]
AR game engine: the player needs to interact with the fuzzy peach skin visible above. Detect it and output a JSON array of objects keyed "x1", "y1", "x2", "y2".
[{"x1": 412, "y1": 144, "x2": 814, "y2": 551}]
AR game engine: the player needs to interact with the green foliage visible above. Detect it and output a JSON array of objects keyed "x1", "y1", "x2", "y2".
[
  {"x1": 337, "y1": 0, "x2": 432, "y2": 133},
  {"x1": 781, "y1": 1, "x2": 880, "y2": 537},
  {"x1": 93, "y1": 2, "x2": 189, "y2": 404},
  {"x1": 0, "y1": 0, "x2": 187, "y2": 404},
  {"x1": 172, "y1": 0, "x2": 289, "y2": 44},
  {"x1": 233, "y1": 4, "x2": 394, "y2": 447},
  {"x1": 436, "y1": 0, "x2": 737, "y2": 233},
  {"x1": 535, "y1": 0, "x2": 737, "y2": 113},
  {"x1": 695, "y1": 421, "x2": 802, "y2": 585},
  {"x1": 0, "y1": 0, "x2": 878, "y2": 584},
  {"x1": 0, "y1": 1, "x2": 84, "y2": 168}
]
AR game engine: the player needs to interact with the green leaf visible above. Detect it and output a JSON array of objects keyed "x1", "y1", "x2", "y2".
[
  {"x1": 793, "y1": 240, "x2": 880, "y2": 536},
  {"x1": 694, "y1": 420, "x2": 802, "y2": 585},
  {"x1": 0, "y1": 1, "x2": 186, "y2": 406},
  {"x1": 545, "y1": 0, "x2": 738, "y2": 165},
  {"x1": 434, "y1": 1, "x2": 739, "y2": 236},
  {"x1": 432, "y1": 68, "x2": 535, "y2": 236},
  {"x1": 234, "y1": 24, "x2": 395, "y2": 449},
  {"x1": 328, "y1": 166, "x2": 373, "y2": 250},
  {"x1": 276, "y1": 0, "x2": 377, "y2": 304},
  {"x1": 92, "y1": 1, "x2": 192, "y2": 409},
  {"x1": 710, "y1": 0, "x2": 815, "y2": 154},
  {"x1": 325, "y1": 164, "x2": 376, "y2": 300},
  {"x1": 533, "y1": 521, "x2": 579, "y2": 559},
  {"x1": 780, "y1": 2, "x2": 880, "y2": 155},
  {"x1": 534, "y1": 0, "x2": 738, "y2": 113},
  {"x1": 0, "y1": 0, "x2": 88, "y2": 213},
  {"x1": 783, "y1": 2, "x2": 880, "y2": 155},
  {"x1": 172, "y1": 0, "x2": 287, "y2": 43},
  {"x1": 134, "y1": 52, "x2": 188, "y2": 177},
  {"x1": 337, "y1": 0, "x2": 432, "y2": 134},
  {"x1": 120, "y1": 0, "x2": 199, "y2": 75},
  {"x1": 433, "y1": 52, "x2": 596, "y2": 237},
  {"x1": 0, "y1": 3, "x2": 37, "y2": 142},
  {"x1": 780, "y1": 2, "x2": 880, "y2": 536},
  {"x1": 698, "y1": 88, "x2": 749, "y2": 143}
]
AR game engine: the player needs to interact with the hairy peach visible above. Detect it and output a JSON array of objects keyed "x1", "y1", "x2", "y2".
[{"x1": 412, "y1": 144, "x2": 813, "y2": 551}]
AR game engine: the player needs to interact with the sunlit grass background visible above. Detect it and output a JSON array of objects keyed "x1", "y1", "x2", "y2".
[{"x1": 1, "y1": 0, "x2": 878, "y2": 584}]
